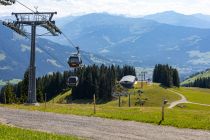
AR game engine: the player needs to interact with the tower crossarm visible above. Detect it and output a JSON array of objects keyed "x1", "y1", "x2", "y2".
[
  {"x1": 3, "y1": 21, "x2": 27, "y2": 37},
  {"x1": 9, "y1": 12, "x2": 61, "y2": 36},
  {"x1": 41, "y1": 21, "x2": 62, "y2": 36}
]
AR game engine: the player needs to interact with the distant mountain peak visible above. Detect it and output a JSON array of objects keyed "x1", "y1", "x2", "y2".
[
  {"x1": 156, "y1": 11, "x2": 181, "y2": 15},
  {"x1": 143, "y1": 11, "x2": 210, "y2": 29}
]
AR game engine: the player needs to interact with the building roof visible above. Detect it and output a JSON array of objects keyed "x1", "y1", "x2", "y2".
[{"x1": 120, "y1": 75, "x2": 136, "y2": 83}]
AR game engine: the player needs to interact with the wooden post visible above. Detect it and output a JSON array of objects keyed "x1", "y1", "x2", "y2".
[
  {"x1": 93, "y1": 94, "x2": 96, "y2": 114},
  {"x1": 141, "y1": 74, "x2": 143, "y2": 89},
  {"x1": 128, "y1": 94, "x2": 131, "y2": 107},
  {"x1": 161, "y1": 99, "x2": 168, "y2": 121},
  {"x1": 162, "y1": 102, "x2": 164, "y2": 121},
  {"x1": 118, "y1": 94, "x2": 121, "y2": 107}
]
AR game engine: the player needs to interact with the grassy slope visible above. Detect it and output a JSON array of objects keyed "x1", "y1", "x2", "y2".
[
  {"x1": 0, "y1": 124, "x2": 80, "y2": 140},
  {"x1": 107, "y1": 84, "x2": 180, "y2": 107},
  {"x1": 171, "y1": 87, "x2": 210, "y2": 104},
  {"x1": 48, "y1": 90, "x2": 71, "y2": 104},
  {"x1": 1, "y1": 83, "x2": 210, "y2": 130},
  {"x1": 181, "y1": 70, "x2": 210, "y2": 85}
]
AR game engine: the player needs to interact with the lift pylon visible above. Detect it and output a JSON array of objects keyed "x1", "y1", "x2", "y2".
[{"x1": 3, "y1": 11, "x2": 61, "y2": 105}]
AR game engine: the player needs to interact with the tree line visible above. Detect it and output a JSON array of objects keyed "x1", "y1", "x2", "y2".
[
  {"x1": 183, "y1": 77, "x2": 210, "y2": 88},
  {"x1": 153, "y1": 64, "x2": 180, "y2": 87},
  {"x1": 71, "y1": 64, "x2": 136, "y2": 102},
  {"x1": 0, "y1": 64, "x2": 136, "y2": 104},
  {"x1": 0, "y1": 70, "x2": 73, "y2": 104}
]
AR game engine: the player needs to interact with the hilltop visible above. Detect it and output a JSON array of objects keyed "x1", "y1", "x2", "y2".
[{"x1": 181, "y1": 69, "x2": 210, "y2": 85}]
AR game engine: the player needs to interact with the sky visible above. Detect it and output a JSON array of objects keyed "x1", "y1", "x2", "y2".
[{"x1": 1, "y1": 0, "x2": 210, "y2": 18}]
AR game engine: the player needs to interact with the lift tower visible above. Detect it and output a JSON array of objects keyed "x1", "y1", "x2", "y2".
[
  {"x1": 3, "y1": 11, "x2": 61, "y2": 105},
  {"x1": 0, "y1": 0, "x2": 15, "y2": 5}
]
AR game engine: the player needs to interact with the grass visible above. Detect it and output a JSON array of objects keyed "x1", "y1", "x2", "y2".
[
  {"x1": 48, "y1": 90, "x2": 71, "y2": 103},
  {"x1": 1, "y1": 83, "x2": 210, "y2": 130},
  {"x1": 171, "y1": 87, "x2": 210, "y2": 104},
  {"x1": 163, "y1": 107, "x2": 210, "y2": 130},
  {"x1": 0, "y1": 124, "x2": 80, "y2": 140},
  {"x1": 107, "y1": 84, "x2": 180, "y2": 107}
]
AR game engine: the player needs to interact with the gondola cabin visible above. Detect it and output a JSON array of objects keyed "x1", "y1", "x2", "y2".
[
  {"x1": 67, "y1": 76, "x2": 79, "y2": 87},
  {"x1": 68, "y1": 54, "x2": 82, "y2": 68},
  {"x1": 0, "y1": 0, "x2": 15, "y2": 5}
]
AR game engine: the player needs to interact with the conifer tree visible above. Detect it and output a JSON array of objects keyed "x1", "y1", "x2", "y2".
[
  {"x1": 4, "y1": 82, "x2": 16, "y2": 104},
  {"x1": 153, "y1": 64, "x2": 180, "y2": 87}
]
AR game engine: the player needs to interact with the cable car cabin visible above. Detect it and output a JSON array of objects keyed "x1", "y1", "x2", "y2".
[
  {"x1": 68, "y1": 54, "x2": 82, "y2": 68},
  {"x1": 0, "y1": 0, "x2": 15, "y2": 5},
  {"x1": 67, "y1": 76, "x2": 79, "y2": 87}
]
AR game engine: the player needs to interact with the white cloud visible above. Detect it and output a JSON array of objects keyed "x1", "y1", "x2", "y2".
[
  {"x1": 0, "y1": 52, "x2": 6, "y2": 61},
  {"x1": 20, "y1": 44, "x2": 30, "y2": 52},
  {"x1": 182, "y1": 35, "x2": 202, "y2": 46},
  {"x1": 47, "y1": 59, "x2": 62, "y2": 67},
  {"x1": 166, "y1": 45, "x2": 180, "y2": 51},
  {"x1": 20, "y1": 44, "x2": 43, "y2": 53},
  {"x1": 36, "y1": 47, "x2": 43, "y2": 53},
  {"x1": 188, "y1": 50, "x2": 210, "y2": 65},
  {"x1": 100, "y1": 49, "x2": 110, "y2": 53},
  {"x1": 1, "y1": 0, "x2": 210, "y2": 18},
  {"x1": 0, "y1": 66, "x2": 12, "y2": 70},
  {"x1": 102, "y1": 35, "x2": 115, "y2": 46}
]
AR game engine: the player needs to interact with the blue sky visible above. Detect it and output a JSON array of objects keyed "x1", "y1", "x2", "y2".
[{"x1": 1, "y1": 0, "x2": 210, "y2": 17}]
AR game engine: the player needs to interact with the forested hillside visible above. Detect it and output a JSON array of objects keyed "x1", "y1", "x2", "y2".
[
  {"x1": 181, "y1": 69, "x2": 210, "y2": 85},
  {"x1": 182, "y1": 77, "x2": 210, "y2": 88}
]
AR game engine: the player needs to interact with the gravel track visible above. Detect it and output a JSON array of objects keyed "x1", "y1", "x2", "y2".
[
  {"x1": 0, "y1": 107, "x2": 210, "y2": 140},
  {"x1": 167, "y1": 89, "x2": 210, "y2": 108},
  {"x1": 167, "y1": 89, "x2": 190, "y2": 108}
]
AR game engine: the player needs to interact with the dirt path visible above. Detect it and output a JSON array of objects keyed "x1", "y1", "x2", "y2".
[
  {"x1": 0, "y1": 107, "x2": 210, "y2": 140},
  {"x1": 167, "y1": 89, "x2": 210, "y2": 108},
  {"x1": 167, "y1": 89, "x2": 190, "y2": 108}
]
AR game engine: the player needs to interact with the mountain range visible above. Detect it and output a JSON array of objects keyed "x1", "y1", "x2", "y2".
[
  {"x1": 1, "y1": 11, "x2": 210, "y2": 85},
  {"x1": 0, "y1": 21, "x2": 113, "y2": 85},
  {"x1": 143, "y1": 11, "x2": 210, "y2": 29},
  {"x1": 52, "y1": 11, "x2": 210, "y2": 78}
]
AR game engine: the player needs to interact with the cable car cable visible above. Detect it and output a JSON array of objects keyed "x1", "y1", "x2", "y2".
[
  {"x1": 8, "y1": 0, "x2": 87, "y2": 72},
  {"x1": 24, "y1": 35, "x2": 67, "y2": 67},
  {"x1": 16, "y1": 0, "x2": 35, "y2": 13},
  {"x1": 14, "y1": 1, "x2": 77, "y2": 49},
  {"x1": 36, "y1": 43, "x2": 67, "y2": 67},
  {"x1": 61, "y1": 32, "x2": 77, "y2": 48},
  {"x1": 16, "y1": 0, "x2": 81, "y2": 55},
  {"x1": 16, "y1": 0, "x2": 78, "y2": 50},
  {"x1": 5, "y1": 0, "x2": 70, "y2": 67}
]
